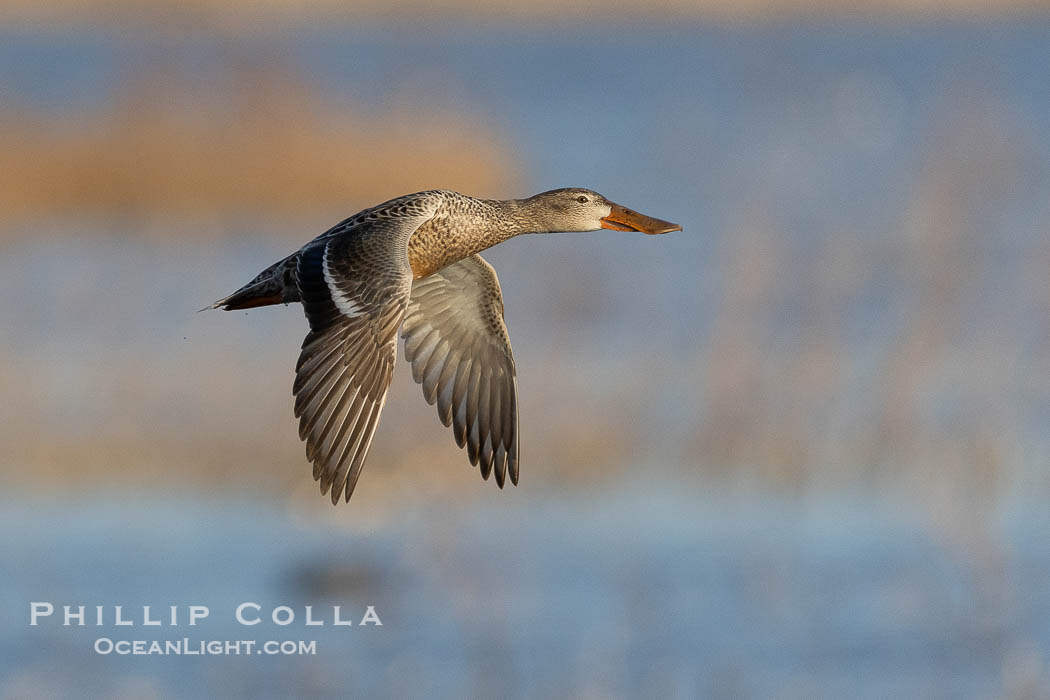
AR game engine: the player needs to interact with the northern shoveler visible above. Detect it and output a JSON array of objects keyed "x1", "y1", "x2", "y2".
[{"x1": 208, "y1": 188, "x2": 680, "y2": 504}]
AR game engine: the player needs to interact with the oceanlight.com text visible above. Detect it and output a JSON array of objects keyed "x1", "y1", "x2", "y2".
[{"x1": 94, "y1": 638, "x2": 318, "y2": 656}]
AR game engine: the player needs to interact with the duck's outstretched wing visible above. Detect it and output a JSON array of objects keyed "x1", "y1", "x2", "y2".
[
  {"x1": 402, "y1": 254, "x2": 519, "y2": 487},
  {"x1": 293, "y1": 200, "x2": 437, "y2": 504}
]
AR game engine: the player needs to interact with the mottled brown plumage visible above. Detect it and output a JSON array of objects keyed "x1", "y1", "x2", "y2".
[{"x1": 209, "y1": 188, "x2": 679, "y2": 504}]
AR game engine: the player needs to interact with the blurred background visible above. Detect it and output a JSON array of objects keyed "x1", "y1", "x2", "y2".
[{"x1": 2, "y1": 1, "x2": 1050, "y2": 698}]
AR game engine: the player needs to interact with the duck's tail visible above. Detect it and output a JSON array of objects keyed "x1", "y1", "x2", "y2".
[
  {"x1": 201, "y1": 288, "x2": 285, "y2": 312},
  {"x1": 202, "y1": 253, "x2": 301, "y2": 312}
]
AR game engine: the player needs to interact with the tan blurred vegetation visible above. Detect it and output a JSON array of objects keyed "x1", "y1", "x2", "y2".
[
  {"x1": 3, "y1": 0, "x2": 1049, "y2": 31},
  {"x1": 1, "y1": 64, "x2": 518, "y2": 227}
]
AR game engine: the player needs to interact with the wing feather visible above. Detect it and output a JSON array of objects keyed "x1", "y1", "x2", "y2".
[
  {"x1": 292, "y1": 201, "x2": 434, "y2": 504},
  {"x1": 402, "y1": 254, "x2": 519, "y2": 487}
]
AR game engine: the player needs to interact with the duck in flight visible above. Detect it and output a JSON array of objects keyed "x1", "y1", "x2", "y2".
[{"x1": 208, "y1": 188, "x2": 680, "y2": 504}]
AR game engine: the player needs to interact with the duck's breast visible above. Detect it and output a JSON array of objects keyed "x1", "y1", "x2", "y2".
[{"x1": 407, "y1": 215, "x2": 497, "y2": 279}]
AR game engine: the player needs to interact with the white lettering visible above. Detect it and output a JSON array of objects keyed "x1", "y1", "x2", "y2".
[
  {"x1": 63, "y1": 605, "x2": 85, "y2": 626},
  {"x1": 304, "y1": 606, "x2": 323, "y2": 626},
  {"x1": 333, "y1": 605, "x2": 353, "y2": 626},
  {"x1": 30, "y1": 602, "x2": 53, "y2": 626},
  {"x1": 360, "y1": 606, "x2": 382, "y2": 626},
  {"x1": 114, "y1": 606, "x2": 133, "y2": 626},
  {"x1": 142, "y1": 606, "x2": 161, "y2": 626},
  {"x1": 235, "y1": 602, "x2": 261, "y2": 626},
  {"x1": 189, "y1": 605, "x2": 209, "y2": 626},
  {"x1": 271, "y1": 606, "x2": 294, "y2": 626}
]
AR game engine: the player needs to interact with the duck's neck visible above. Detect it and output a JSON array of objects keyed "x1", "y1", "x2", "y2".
[{"x1": 487, "y1": 197, "x2": 557, "y2": 236}]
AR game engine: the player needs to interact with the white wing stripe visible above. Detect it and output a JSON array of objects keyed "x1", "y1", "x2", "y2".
[{"x1": 322, "y1": 245, "x2": 365, "y2": 318}]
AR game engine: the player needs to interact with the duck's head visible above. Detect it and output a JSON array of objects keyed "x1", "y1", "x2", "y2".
[{"x1": 524, "y1": 188, "x2": 682, "y2": 235}]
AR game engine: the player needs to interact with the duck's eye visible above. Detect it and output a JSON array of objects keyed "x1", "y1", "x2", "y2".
[{"x1": 576, "y1": 196, "x2": 589, "y2": 203}]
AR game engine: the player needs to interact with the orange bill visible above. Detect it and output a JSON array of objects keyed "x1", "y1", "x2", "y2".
[{"x1": 600, "y1": 203, "x2": 682, "y2": 234}]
